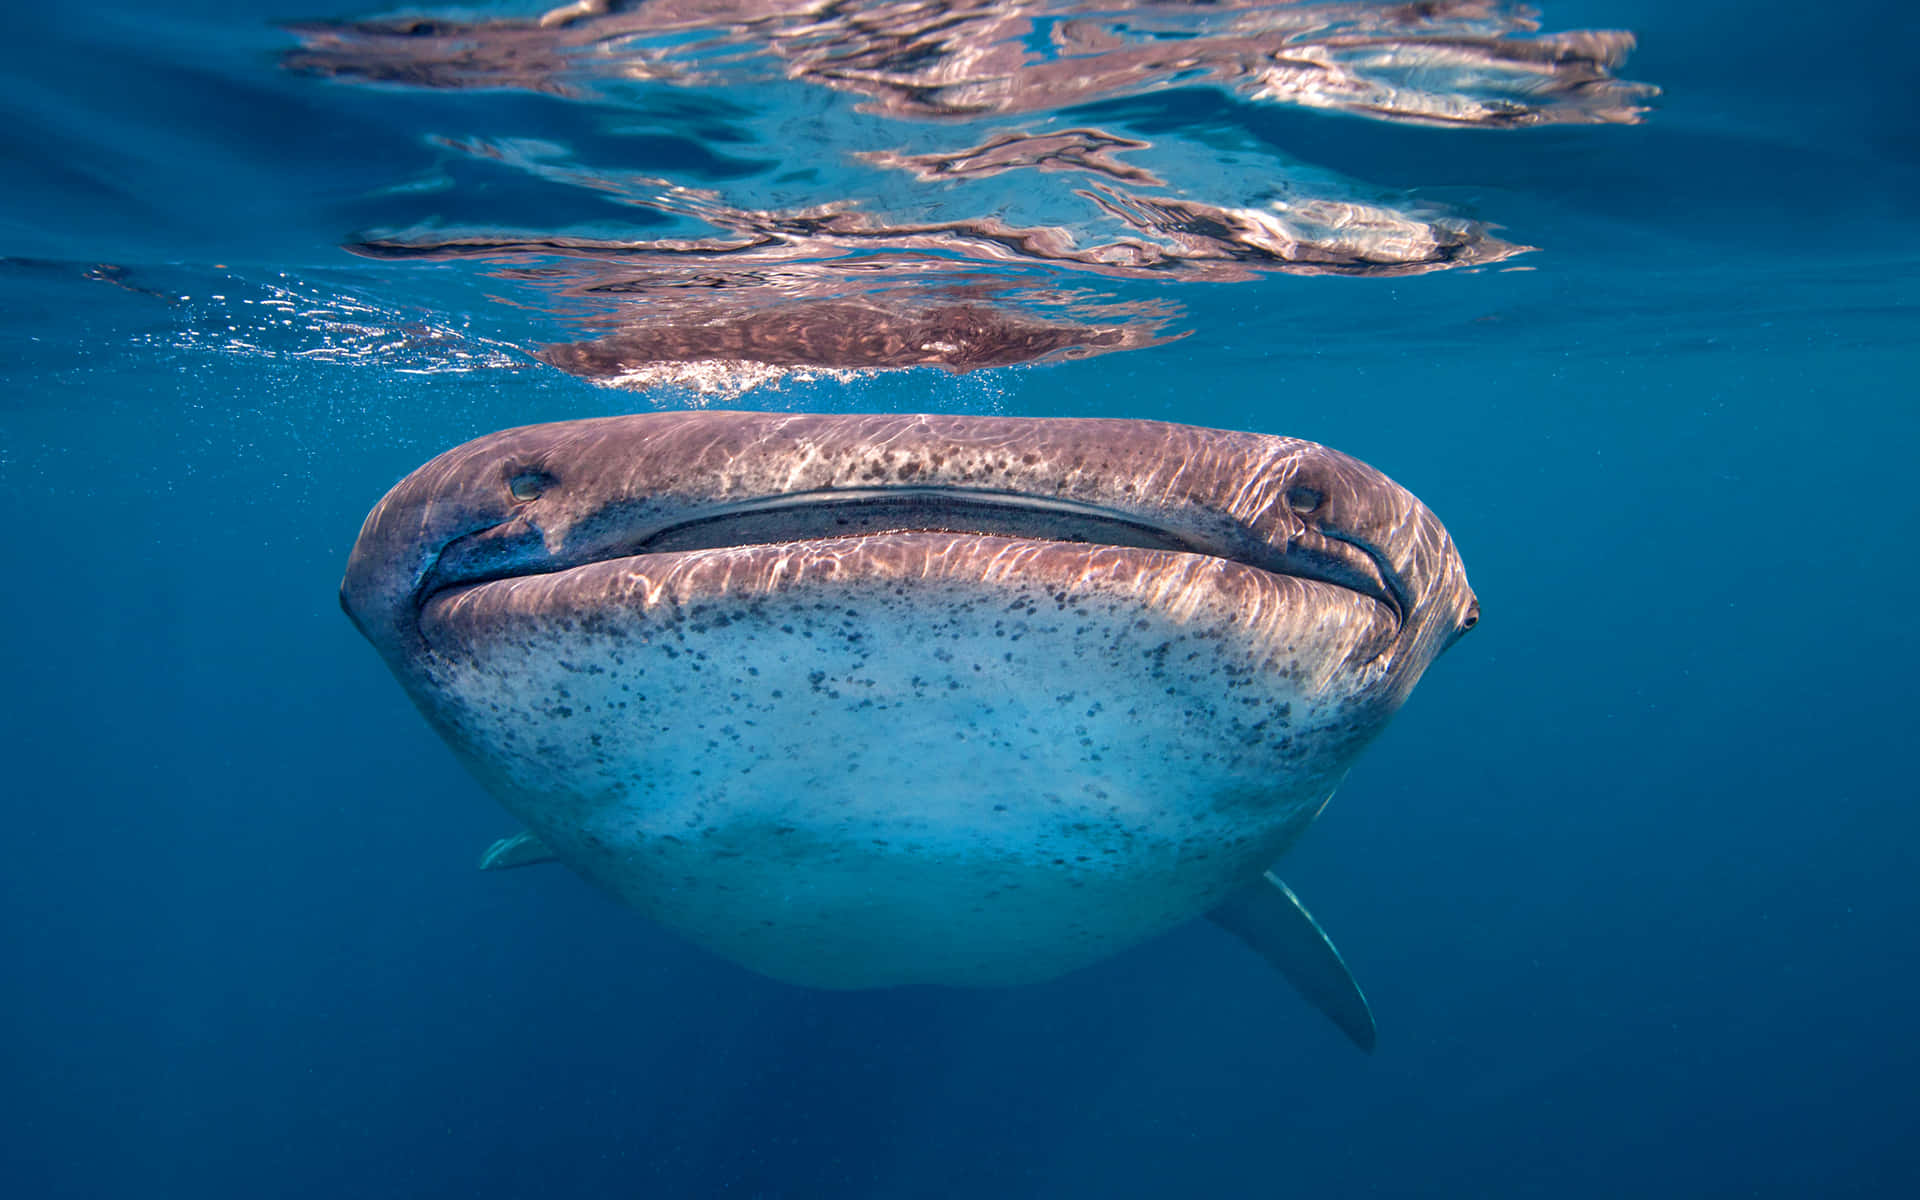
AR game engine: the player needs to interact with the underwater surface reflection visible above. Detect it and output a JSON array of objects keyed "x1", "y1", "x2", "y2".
[{"x1": 281, "y1": 0, "x2": 1651, "y2": 391}]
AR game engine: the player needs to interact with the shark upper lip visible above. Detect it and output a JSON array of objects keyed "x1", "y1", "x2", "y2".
[{"x1": 411, "y1": 484, "x2": 1409, "y2": 632}]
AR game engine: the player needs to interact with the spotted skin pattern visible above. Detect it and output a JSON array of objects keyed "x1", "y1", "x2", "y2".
[{"x1": 342, "y1": 413, "x2": 1476, "y2": 989}]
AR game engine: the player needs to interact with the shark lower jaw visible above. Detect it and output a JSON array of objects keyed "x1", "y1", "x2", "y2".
[
  {"x1": 408, "y1": 533, "x2": 1397, "y2": 983},
  {"x1": 402, "y1": 529, "x2": 1404, "y2": 991},
  {"x1": 408, "y1": 488, "x2": 1409, "y2": 653},
  {"x1": 413, "y1": 530, "x2": 1402, "y2": 673}
]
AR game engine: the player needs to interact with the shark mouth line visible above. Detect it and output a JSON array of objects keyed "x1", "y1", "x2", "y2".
[{"x1": 414, "y1": 486, "x2": 1411, "y2": 631}]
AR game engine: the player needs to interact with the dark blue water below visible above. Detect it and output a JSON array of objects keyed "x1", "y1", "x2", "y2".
[{"x1": 4, "y1": 2, "x2": 1917, "y2": 1197}]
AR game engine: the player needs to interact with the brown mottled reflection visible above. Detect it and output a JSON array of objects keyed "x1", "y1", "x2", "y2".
[
  {"x1": 347, "y1": 244, "x2": 1183, "y2": 392},
  {"x1": 287, "y1": 1, "x2": 1651, "y2": 391},
  {"x1": 285, "y1": 0, "x2": 1652, "y2": 126}
]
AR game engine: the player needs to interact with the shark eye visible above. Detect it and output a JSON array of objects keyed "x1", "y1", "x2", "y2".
[
  {"x1": 508, "y1": 470, "x2": 553, "y2": 502},
  {"x1": 1285, "y1": 485, "x2": 1324, "y2": 515}
]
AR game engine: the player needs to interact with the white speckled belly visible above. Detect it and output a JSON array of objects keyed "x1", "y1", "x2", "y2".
[{"x1": 413, "y1": 533, "x2": 1395, "y2": 987}]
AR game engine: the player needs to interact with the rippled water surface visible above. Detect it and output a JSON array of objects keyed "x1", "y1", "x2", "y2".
[{"x1": 4, "y1": 1, "x2": 1917, "y2": 1197}]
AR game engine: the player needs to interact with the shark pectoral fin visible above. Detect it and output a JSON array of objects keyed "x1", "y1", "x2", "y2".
[
  {"x1": 479, "y1": 831, "x2": 559, "y2": 871},
  {"x1": 1208, "y1": 872, "x2": 1377, "y2": 1053}
]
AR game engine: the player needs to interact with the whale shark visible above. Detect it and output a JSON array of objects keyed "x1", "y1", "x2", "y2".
[{"x1": 340, "y1": 412, "x2": 1478, "y2": 1050}]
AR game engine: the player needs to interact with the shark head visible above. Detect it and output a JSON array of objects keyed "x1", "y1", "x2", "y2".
[
  {"x1": 344, "y1": 411, "x2": 1475, "y2": 683},
  {"x1": 340, "y1": 412, "x2": 1476, "y2": 1006}
]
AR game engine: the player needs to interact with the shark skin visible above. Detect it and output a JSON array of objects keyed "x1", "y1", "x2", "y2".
[{"x1": 341, "y1": 412, "x2": 1479, "y2": 1049}]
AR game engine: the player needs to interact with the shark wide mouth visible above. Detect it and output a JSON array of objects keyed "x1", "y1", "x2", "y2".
[
  {"x1": 415, "y1": 485, "x2": 1410, "y2": 630},
  {"x1": 643, "y1": 488, "x2": 1255, "y2": 560}
]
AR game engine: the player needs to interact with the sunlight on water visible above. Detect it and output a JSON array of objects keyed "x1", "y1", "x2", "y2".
[
  {"x1": 260, "y1": 0, "x2": 1655, "y2": 394},
  {"x1": 128, "y1": 270, "x2": 529, "y2": 374}
]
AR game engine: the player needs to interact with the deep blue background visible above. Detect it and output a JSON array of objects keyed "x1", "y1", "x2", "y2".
[{"x1": 4, "y1": 2, "x2": 1917, "y2": 1196}]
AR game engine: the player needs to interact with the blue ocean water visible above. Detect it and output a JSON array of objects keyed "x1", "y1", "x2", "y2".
[{"x1": 4, "y1": 1, "x2": 1917, "y2": 1196}]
